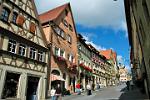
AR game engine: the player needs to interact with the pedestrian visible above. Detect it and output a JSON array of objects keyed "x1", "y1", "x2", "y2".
[
  {"x1": 126, "y1": 81, "x2": 130, "y2": 91},
  {"x1": 86, "y1": 83, "x2": 92, "y2": 95},
  {"x1": 51, "y1": 87, "x2": 56, "y2": 100},
  {"x1": 75, "y1": 83, "x2": 81, "y2": 95},
  {"x1": 55, "y1": 84, "x2": 62, "y2": 100}
]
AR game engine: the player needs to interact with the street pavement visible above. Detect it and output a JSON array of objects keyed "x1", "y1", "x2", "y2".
[{"x1": 62, "y1": 84, "x2": 149, "y2": 100}]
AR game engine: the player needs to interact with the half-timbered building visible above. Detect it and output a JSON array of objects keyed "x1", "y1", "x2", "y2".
[{"x1": 0, "y1": 0, "x2": 48, "y2": 99}]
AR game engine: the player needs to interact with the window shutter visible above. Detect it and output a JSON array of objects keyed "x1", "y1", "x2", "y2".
[
  {"x1": 16, "y1": 15, "x2": 25, "y2": 27},
  {"x1": 30, "y1": 22, "x2": 36, "y2": 34}
]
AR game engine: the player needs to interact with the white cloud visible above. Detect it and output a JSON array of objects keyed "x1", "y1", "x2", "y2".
[
  {"x1": 117, "y1": 55, "x2": 124, "y2": 64},
  {"x1": 35, "y1": 0, "x2": 126, "y2": 31},
  {"x1": 82, "y1": 35, "x2": 106, "y2": 50}
]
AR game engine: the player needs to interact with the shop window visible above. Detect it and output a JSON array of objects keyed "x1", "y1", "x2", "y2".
[
  {"x1": 2, "y1": 72, "x2": 20, "y2": 99},
  {"x1": 12, "y1": 12, "x2": 18, "y2": 24},
  {"x1": 0, "y1": 7, "x2": 10, "y2": 22},
  {"x1": 18, "y1": 43, "x2": 26, "y2": 56},
  {"x1": 30, "y1": 22, "x2": 36, "y2": 34},
  {"x1": 29, "y1": 47, "x2": 36, "y2": 60},
  {"x1": 16, "y1": 15, "x2": 25, "y2": 27},
  {"x1": 38, "y1": 51, "x2": 44, "y2": 62},
  {"x1": 26, "y1": 76, "x2": 39, "y2": 100},
  {"x1": 7, "y1": 39, "x2": 16, "y2": 53}
]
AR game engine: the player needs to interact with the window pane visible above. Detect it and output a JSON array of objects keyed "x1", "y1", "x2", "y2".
[
  {"x1": 18, "y1": 44, "x2": 26, "y2": 56},
  {"x1": 1, "y1": 8, "x2": 10, "y2": 21},
  {"x1": 30, "y1": 47, "x2": 36, "y2": 59},
  {"x1": 38, "y1": 51, "x2": 44, "y2": 62},
  {"x1": 7, "y1": 40, "x2": 16, "y2": 53},
  {"x1": 12, "y1": 12, "x2": 18, "y2": 23}
]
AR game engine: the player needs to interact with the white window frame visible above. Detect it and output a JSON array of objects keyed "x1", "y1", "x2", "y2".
[
  {"x1": 18, "y1": 43, "x2": 26, "y2": 56},
  {"x1": 29, "y1": 47, "x2": 36, "y2": 60},
  {"x1": 7, "y1": 39, "x2": 16, "y2": 53},
  {"x1": 38, "y1": 51, "x2": 45, "y2": 62}
]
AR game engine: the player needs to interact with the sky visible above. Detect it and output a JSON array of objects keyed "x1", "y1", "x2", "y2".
[{"x1": 35, "y1": 0, "x2": 130, "y2": 70}]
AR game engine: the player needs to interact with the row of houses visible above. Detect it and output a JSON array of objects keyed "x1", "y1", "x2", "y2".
[
  {"x1": 0, "y1": 0, "x2": 119, "y2": 99},
  {"x1": 124, "y1": 0, "x2": 150, "y2": 98}
]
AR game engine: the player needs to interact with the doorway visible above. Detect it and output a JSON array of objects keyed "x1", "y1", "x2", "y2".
[
  {"x1": 26, "y1": 76, "x2": 39, "y2": 100},
  {"x1": 2, "y1": 72, "x2": 20, "y2": 99}
]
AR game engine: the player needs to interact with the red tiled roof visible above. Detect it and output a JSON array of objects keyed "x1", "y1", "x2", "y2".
[
  {"x1": 100, "y1": 49, "x2": 112, "y2": 59},
  {"x1": 39, "y1": 3, "x2": 69, "y2": 24},
  {"x1": 112, "y1": 51, "x2": 117, "y2": 61}
]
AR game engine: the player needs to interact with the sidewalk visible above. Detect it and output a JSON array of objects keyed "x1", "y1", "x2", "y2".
[{"x1": 119, "y1": 86, "x2": 149, "y2": 100}]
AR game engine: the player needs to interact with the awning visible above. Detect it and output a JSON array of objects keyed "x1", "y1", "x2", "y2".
[{"x1": 51, "y1": 74, "x2": 65, "y2": 81}]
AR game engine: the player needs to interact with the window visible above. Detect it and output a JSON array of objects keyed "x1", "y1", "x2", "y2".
[
  {"x1": 12, "y1": 12, "x2": 18, "y2": 23},
  {"x1": 54, "y1": 27, "x2": 61, "y2": 35},
  {"x1": 62, "y1": 19, "x2": 68, "y2": 27},
  {"x1": 38, "y1": 51, "x2": 44, "y2": 62},
  {"x1": 60, "y1": 50, "x2": 64, "y2": 57},
  {"x1": 67, "y1": 34, "x2": 72, "y2": 43},
  {"x1": 78, "y1": 44, "x2": 81, "y2": 50},
  {"x1": 1, "y1": 7, "x2": 10, "y2": 22},
  {"x1": 29, "y1": 47, "x2": 36, "y2": 59},
  {"x1": 54, "y1": 47, "x2": 59, "y2": 56},
  {"x1": 69, "y1": 24, "x2": 73, "y2": 31},
  {"x1": 60, "y1": 30, "x2": 65, "y2": 38},
  {"x1": 7, "y1": 40, "x2": 16, "y2": 53},
  {"x1": 142, "y1": 0, "x2": 150, "y2": 24},
  {"x1": 69, "y1": 53, "x2": 74, "y2": 62},
  {"x1": 18, "y1": 43, "x2": 26, "y2": 56}
]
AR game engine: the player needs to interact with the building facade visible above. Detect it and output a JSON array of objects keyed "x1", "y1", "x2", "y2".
[
  {"x1": 124, "y1": 0, "x2": 150, "y2": 97},
  {"x1": 0, "y1": 0, "x2": 48, "y2": 99},
  {"x1": 39, "y1": 3, "x2": 78, "y2": 93},
  {"x1": 77, "y1": 34, "x2": 92, "y2": 89},
  {"x1": 100, "y1": 49, "x2": 118, "y2": 85},
  {"x1": 119, "y1": 67, "x2": 128, "y2": 82}
]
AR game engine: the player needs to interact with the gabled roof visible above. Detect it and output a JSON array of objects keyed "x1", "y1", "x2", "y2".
[
  {"x1": 39, "y1": 3, "x2": 69, "y2": 24},
  {"x1": 100, "y1": 49, "x2": 112, "y2": 59}
]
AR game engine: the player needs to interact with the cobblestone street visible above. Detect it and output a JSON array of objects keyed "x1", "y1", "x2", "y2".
[{"x1": 62, "y1": 84, "x2": 149, "y2": 100}]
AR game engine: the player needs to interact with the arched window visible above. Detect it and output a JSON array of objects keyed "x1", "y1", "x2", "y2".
[
  {"x1": 1, "y1": 7, "x2": 10, "y2": 21},
  {"x1": 51, "y1": 70, "x2": 60, "y2": 76}
]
